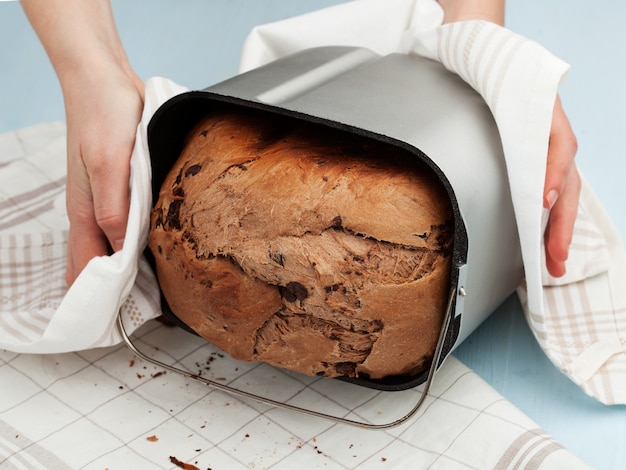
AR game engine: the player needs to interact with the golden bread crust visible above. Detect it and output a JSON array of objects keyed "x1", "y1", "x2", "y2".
[{"x1": 148, "y1": 107, "x2": 453, "y2": 380}]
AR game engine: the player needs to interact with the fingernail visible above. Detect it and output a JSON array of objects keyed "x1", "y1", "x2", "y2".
[
  {"x1": 546, "y1": 189, "x2": 559, "y2": 209},
  {"x1": 113, "y1": 239, "x2": 125, "y2": 252}
]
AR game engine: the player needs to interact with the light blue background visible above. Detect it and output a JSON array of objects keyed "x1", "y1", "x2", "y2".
[{"x1": 1, "y1": 1, "x2": 624, "y2": 468}]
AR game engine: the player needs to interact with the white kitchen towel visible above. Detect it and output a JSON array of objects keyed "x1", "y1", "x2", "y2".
[
  {"x1": 239, "y1": 0, "x2": 626, "y2": 404},
  {"x1": 0, "y1": 79, "x2": 188, "y2": 354}
]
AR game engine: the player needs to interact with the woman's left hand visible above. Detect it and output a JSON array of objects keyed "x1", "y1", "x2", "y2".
[{"x1": 543, "y1": 95, "x2": 580, "y2": 277}]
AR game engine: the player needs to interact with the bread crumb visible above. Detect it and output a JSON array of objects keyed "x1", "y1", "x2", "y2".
[{"x1": 169, "y1": 456, "x2": 200, "y2": 470}]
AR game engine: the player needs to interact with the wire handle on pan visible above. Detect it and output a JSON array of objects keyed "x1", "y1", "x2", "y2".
[{"x1": 117, "y1": 287, "x2": 455, "y2": 430}]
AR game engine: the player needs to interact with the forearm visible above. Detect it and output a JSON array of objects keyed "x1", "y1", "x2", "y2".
[
  {"x1": 438, "y1": 0, "x2": 505, "y2": 25},
  {"x1": 20, "y1": 0, "x2": 138, "y2": 93}
]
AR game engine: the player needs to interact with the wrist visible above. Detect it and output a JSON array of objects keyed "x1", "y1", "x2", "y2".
[
  {"x1": 52, "y1": 30, "x2": 144, "y2": 105},
  {"x1": 22, "y1": 0, "x2": 141, "y2": 97},
  {"x1": 438, "y1": 0, "x2": 505, "y2": 25}
]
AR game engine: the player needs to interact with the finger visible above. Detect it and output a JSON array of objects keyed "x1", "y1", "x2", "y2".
[
  {"x1": 88, "y1": 149, "x2": 131, "y2": 253},
  {"x1": 65, "y1": 157, "x2": 130, "y2": 285},
  {"x1": 65, "y1": 214, "x2": 109, "y2": 285},
  {"x1": 65, "y1": 153, "x2": 110, "y2": 285},
  {"x1": 544, "y1": 165, "x2": 581, "y2": 277},
  {"x1": 544, "y1": 96, "x2": 578, "y2": 209}
]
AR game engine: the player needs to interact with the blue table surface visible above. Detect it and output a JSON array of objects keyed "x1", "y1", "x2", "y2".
[{"x1": 1, "y1": 1, "x2": 624, "y2": 468}]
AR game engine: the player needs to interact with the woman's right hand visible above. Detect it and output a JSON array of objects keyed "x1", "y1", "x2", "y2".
[{"x1": 62, "y1": 62, "x2": 144, "y2": 285}]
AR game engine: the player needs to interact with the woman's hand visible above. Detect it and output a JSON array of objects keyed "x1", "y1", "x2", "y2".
[
  {"x1": 543, "y1": 96, "x2": 580, "y2": 277},
  {"x1": 438, "y1": 0, "x2": 580, "y2": 277},
  {"x1": 63, "y1": 64, "x2": 144, "y2": 285}
]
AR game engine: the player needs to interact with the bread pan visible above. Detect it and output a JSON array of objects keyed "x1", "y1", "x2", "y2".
[{"x1": 124, "y1": 46, "x2": 523, "y2": 426}]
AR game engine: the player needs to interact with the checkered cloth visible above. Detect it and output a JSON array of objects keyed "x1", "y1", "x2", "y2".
[{"x1": 1, "y1": 311, "x2": 589, "y2": 469}]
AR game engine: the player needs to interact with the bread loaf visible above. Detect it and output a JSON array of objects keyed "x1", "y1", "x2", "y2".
[{"x1": 148, "y1": 107, "x2": 453, "y2": 381}]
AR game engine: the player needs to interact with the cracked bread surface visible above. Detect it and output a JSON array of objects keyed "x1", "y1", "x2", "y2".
[{"x1": 148, "y1": 107, "x2": 453, "y2": 380}]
